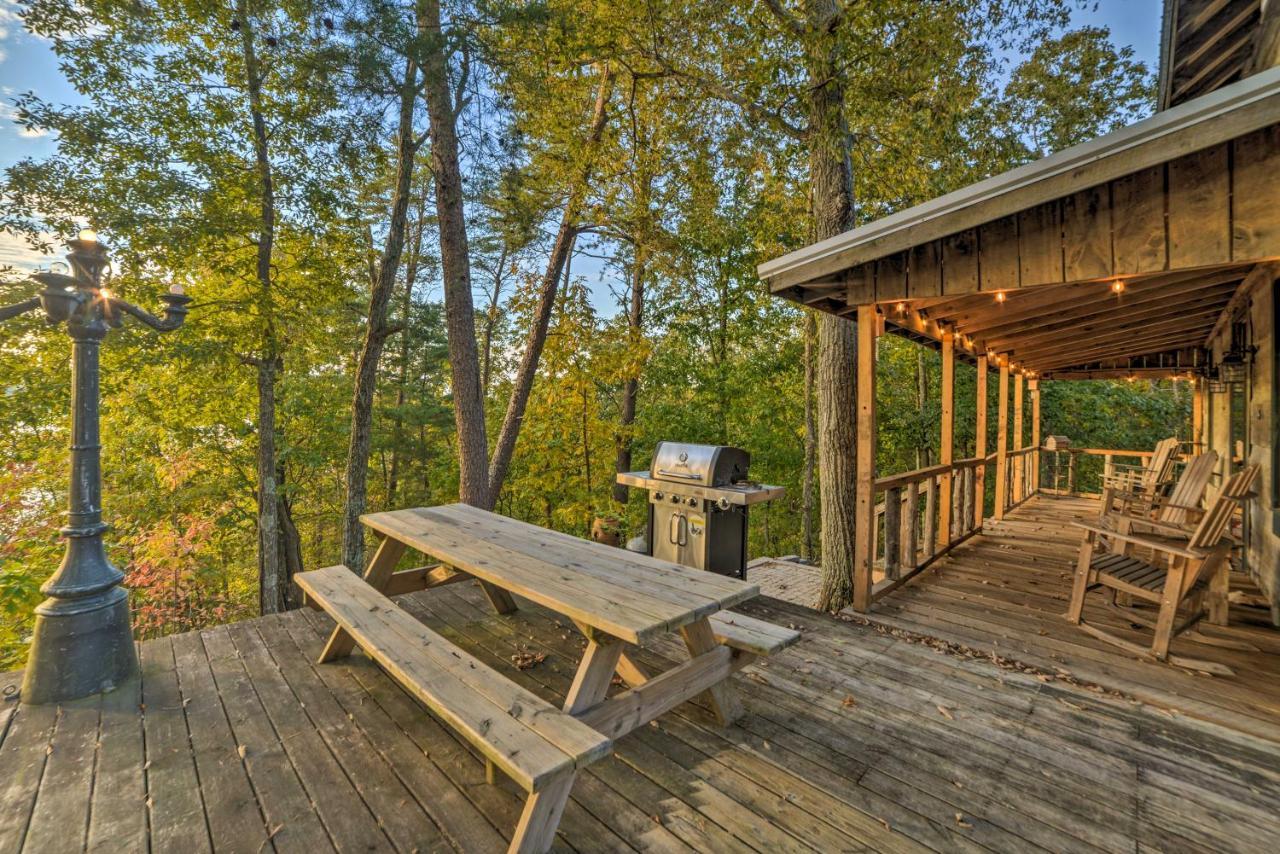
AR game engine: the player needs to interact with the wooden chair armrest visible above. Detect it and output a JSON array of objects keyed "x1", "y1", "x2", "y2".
[
  {"x1": 1104, "y1": 513, "x2": 1195, "y2": 537},
  {"x1": 1072, "y1": 522, "x2": 1205, "y2": 559}
]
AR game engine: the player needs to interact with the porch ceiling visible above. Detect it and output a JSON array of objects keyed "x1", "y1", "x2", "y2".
[{"x1": 888, "y1": 264, "x2": 1258, "y2": 378}]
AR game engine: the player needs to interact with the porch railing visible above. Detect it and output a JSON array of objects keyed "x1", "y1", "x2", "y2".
[
  {"x1": 868, "y1": 454, "x2": 993, "y2": 603},
  {"x1": 860, "y1": 442, "x2": 1162, "y2": 606},
  {"x1": 1039, "y1": 447, "x2": 1154, "y2": 497}
]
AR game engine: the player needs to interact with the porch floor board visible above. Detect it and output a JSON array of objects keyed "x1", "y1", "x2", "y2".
[
  {"x1": 753, "y1": 494, "x2": 1280, "y2": 743},
  {"x1": 1, "y1": 552, "x2": 1279, "y2": 851}
]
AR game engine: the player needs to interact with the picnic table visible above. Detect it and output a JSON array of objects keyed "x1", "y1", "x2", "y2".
[{"x1": 297, "y1": 503, "x2": 798, "y2": 853}]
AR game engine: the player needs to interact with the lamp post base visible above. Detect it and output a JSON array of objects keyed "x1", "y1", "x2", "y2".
[{"x1": 19, "y1": 587, "x2": 138, "y2": 705}]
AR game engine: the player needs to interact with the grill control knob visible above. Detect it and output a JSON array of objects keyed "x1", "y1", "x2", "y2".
[
  {"x1": 670, "y1": 494, "x2": 680, "y2": 503},
  {"x1": 653, "y1": 491, "x2": 664, "y2": 501},
  {"x1": 686, "y1": 497, "x2": 698, "y2": 506}
]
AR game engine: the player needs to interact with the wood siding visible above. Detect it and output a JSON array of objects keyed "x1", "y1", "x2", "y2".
[{"x1": 834, "y1": 125, "x2": 1280, "y2": 305}]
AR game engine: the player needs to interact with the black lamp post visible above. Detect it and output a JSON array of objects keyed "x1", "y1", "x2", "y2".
[{"x1": 1, "y1": 231, "x2": 191, "y2": 704}]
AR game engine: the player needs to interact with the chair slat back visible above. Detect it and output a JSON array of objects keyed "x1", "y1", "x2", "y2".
[
  {"x1": 1159, "y1": 451, "x2": 1218, "y2": 526},
  {"x1": 1141, "y1": 438, "x2": 1180, "y2": 491},
  {"x1": 1188, "y1": 465, "x2": 1260, "y2": 550}
]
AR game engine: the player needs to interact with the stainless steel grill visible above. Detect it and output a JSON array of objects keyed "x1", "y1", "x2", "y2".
[{"x1": 616, "y1": 442, "x2": 783, "y2": 578}]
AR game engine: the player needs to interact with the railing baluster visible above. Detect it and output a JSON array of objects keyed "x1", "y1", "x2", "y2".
[
  {"x1": 903, "y1": 481, "x2": 919, "y2": 570},
  {"x1": 923, "y1": 476, "x2": 938, "y2": 559},
  {"x1": 951, "y1": 468, "x2": 964, "y2": 545},
  {"x1": 961, "y1": 466, "x2": 974, "y2": 534},
  {"x1": 883, "y1": 486, "x2": 902, "y2": 580}
]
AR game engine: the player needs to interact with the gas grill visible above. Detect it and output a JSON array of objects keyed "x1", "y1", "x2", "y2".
[{"x1": 616, "y1": 442, "x2": 784, "y2": 578}]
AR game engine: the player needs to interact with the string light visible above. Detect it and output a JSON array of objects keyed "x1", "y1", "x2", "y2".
[
  {"x1": 895, "y1": 301, "x2": 906, "y2": 314},
  {"x1": 1111, "y1": 279, "x2": 1125, "y2": 294},
  {"x1": 994, "y1": 291, "x2": 1006, "y2": 303}
]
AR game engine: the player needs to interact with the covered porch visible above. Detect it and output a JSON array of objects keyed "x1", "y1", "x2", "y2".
[{"x1": 759, "y1": 66, "x2": 1280, "y2": 625}]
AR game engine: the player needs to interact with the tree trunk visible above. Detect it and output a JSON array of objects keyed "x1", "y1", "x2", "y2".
[
  {"x1": 236, "y1": 0, "x2": 284, "y2": 615},
  {"x1": 254, "y1": 359, "x2": 281, "y2": 615},
  {"x1": 421, "y1": 0, "x2": 489, "y2": 507},
  {"x1": 804, "y1": 0, "x2": 859, "y2": 612},
  {"x1": 611, "y1": 243, "x2": 645, "y2": 504},
  {"x1": 481, "y1": 243, "x2": 509, "y2": 395},
  {"x1": 342, "y1": 40, "x2": 422, "y2": 572},
  {"x1": 485, "y1": 64, "x2": 615, "y2": 501},
  {"x1": 387, "y1": 185, "x2": 428, "y2": 507},
  {"x1": 277, "y1": 470, "x2": 304, "y2": 611},
  {"x1": 802, "y1": 310, "x2": 817, "y2": 561}
]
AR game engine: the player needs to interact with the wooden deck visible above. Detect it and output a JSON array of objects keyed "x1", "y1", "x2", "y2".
[
  {"x1": 755, "y1": 494, "x2": 1280, "y2": 742},
  {"x1": 4, "y1": 567, "x2": 1280, "y2": 851}
]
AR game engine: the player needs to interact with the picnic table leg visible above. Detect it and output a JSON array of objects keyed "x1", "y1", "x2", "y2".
[
  {"x1": 615, "y1": 649, "x2": 650, "y2": 687},
  {"x1": 509, "y1": 772, "x2": 576, "y2": 854},
  {"x1": 480, "y1": 582, "x2": 519, "y2": 615},
  {"x1": 680, "y1": 617, "x2": 743, "y2": 726},
  {"x1": 318, "y1": 537, "x2": 407, "y2": 663},
  {"x1": 564, "y1": 636, "x2": 624, "y2": 714}
]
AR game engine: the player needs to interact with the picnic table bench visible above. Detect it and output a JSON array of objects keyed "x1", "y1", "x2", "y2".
[{"x1": 297, "y1": 503, "x2": 799, "y2": 853}]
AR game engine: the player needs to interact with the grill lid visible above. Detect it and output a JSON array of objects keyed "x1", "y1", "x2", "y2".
[{"x1": 650, "y1": 441, "x2": 750, "y2": 488}]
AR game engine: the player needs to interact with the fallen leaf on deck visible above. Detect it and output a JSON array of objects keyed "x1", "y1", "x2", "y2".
[
  {"x1": 511, "y1": 650, "x2": 546, "y2": 670},
  {"x1": 937, "y1": 705, "x2": 955, "y2": 720}
]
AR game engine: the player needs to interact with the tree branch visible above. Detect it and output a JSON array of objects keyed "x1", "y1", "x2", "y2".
[{"x1": 762, "y1": 0, "x2": 806, "y2": 36}]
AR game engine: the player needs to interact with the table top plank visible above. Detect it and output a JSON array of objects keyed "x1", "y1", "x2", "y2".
[
  {"x1": 366, "y1": 510, "x2": 692, "y2": 643},
  {"x1": 362, "y1": 505, "x2": 758, "y2": 644},
  {"x1": 427, "y1": 504, "x2": 758, "y2": 611},
  {"x1": 431, "y1": 504, "x2": 754, "y2": 598}
]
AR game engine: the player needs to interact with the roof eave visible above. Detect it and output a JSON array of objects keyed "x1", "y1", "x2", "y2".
[{"x1": 758, "y1": 64, "x2": 1280, "y2": 290}]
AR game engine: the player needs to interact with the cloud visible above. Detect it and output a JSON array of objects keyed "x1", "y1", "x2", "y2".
[
  {"x1": 0, "y1": 102, "x2": 48, "y2": 138},
  {"x1": 0, "y1": 229, "x2": 51, "y2": 272}
]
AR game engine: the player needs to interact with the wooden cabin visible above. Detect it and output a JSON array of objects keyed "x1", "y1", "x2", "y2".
[
  {"x1": 759, "y1": 2, "x2": 1280, "y2": 628},
  {"x1": 3, "y1": 5, "x2": 1280, "y2": 852}
]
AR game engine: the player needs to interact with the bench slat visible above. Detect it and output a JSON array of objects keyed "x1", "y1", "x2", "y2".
[
  {"x1": 297, "y1": 566, "x2": 611, "y2": 792},
  {"x1": 709, "y1": 612, "x2": 801, "y2": 656}
]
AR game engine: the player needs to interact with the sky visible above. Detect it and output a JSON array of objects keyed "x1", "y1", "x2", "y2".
[{"x1": 0, "y1": 1, "x2": 1165, "y2": 301}]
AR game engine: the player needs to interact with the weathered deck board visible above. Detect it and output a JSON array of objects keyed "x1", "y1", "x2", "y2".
[
  {"x1": 754, "y1": 495, "x2": 1280, "y2": 742},
  {"x1": 2, "y1": 539, "x2": 1280, "y2": 851}
]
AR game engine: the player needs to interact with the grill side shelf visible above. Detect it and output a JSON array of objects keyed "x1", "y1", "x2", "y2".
[{"x1": 615, "y1": 471, "x2": 785, "y2": 506}]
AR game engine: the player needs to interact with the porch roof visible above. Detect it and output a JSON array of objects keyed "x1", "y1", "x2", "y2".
[{"x1": 758, "y1": 66, "x2": 1280, "y2": 378}]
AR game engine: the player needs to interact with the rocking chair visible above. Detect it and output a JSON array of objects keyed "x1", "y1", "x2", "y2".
[
  {"x1": 1099, "y1": 437, "x2": 1179, "y2": 496},
  {"x1": 1067, "y1": 465, "x2": 1260, "y2": 671}
]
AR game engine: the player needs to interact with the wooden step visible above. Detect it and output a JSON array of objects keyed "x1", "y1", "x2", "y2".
[{"x1": 296, "y1": 566, "x2": 612, "y2": 793}]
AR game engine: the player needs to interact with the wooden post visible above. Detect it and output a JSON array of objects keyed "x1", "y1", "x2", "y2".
[
  {"x1": 974, "y1": 356, "x2": 988, "y2": 530},
  {"x1": 852, "y1": 305, "x2": 878, "y2": 612},
  {"x1": 994, "y1": 360, "x2": 1010, "y2": 520},
  {"x1": 1012, "y1": 372, "x2": 1024, "y2": 504},
  {"x1": 938, "y1": 332, "x2": 955, "y2": 545},
  {"x1": 1192, "y1": 377, "x2": 1206, "y2": 450},
  {"x1": 1029, "y1": 378, "x2": 1041, "y2": 494}
]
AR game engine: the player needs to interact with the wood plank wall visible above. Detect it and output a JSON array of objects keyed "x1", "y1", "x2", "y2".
[{"x1": 851, "y1": 126, "x2": 1280, "y2": 304}]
